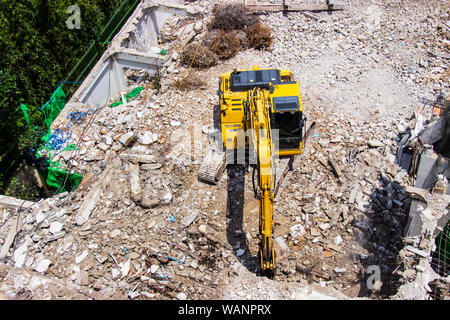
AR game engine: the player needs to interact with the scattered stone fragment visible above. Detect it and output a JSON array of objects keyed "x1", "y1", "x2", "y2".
[
  {"x1": 110, "y1": 229, "x2": 121, "y2": 238},
  {"x1": 35, "y1": 259, "x2": 52, "y2": 273},
  {"x1": 176, "y1": 292, "x2": 187, "y2": 300},
  {"x1": 141, "y1": 131, "x2": 158, "y2": 145},
  {"x1": 368, "y1": 140, "x2": 384, "y2": 148},
  {"x1": 191, "y1": 259, "x2": 199, "y2": 268},
  {"x1": 334, "y1": 235, "x2": 343, "y2": 246},
  {"x1": 275, "y1": 236, "x2": 289, "y2": 251},
  {"x1": 318, "y1": 223, "x2": 331, "y2": 230},
  {"x1": 36, "y1": 213, "x2": 45, "y2": 224},
  {"x1": 77, "y1": 271, "x2": 90, "y2": 286},
  {"x1": 119, "y1": 132, "x2": 137, "y2": 147},
  {"x1": 141, "y1": 163, "x2": 162, "y2": 170},
  {"x1": 49, "y1": 221, "x2": 63, "y2": 235},
  {"x1": 405, "y1": 245, "x2": 429, "y2": 258},
  {"x1": 111, "y1": 268, "x2": 121, "y2": 280},
  {"x1": 75, "y1": 250, "x2": 89, "y2": 264},
  {"x1": 150, "y1": 265, "x2": 159, "y2": 274},
  {"x1": 333, "y1": 267, "x2": 347, "y2": 273}
]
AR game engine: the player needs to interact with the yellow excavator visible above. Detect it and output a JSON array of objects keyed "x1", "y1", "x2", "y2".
[{"x1": 199, "y1": 66, "x2": 314, "y2": 276}]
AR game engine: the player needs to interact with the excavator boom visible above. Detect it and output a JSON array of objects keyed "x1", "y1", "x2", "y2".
[{"x1": 246, "y1": 88, "x2": 276, "y2": 274}]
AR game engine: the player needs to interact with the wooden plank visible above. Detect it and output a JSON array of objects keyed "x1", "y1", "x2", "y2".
[
  {"x1": 246, "y1": 3, "x2": 344, "y2": 12},
  {"x1": 274, "y1": 156, "x2": 294, "y2": 198},
  {"x1": 301, "y1": 11, "x2": 323, "y2": 21},
  {"x1": 288, "y1": 4, "x2": 344, "y2": 11}
]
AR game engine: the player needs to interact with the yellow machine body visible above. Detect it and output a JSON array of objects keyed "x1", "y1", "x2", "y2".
[{"x1": 216, "y1": 66, "x2": 305, "y2": 274}]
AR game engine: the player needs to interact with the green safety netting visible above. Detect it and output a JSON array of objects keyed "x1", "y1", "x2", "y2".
[
  {"x1": 21, "y1": 83, "x2": 146, "y2": 193},
  {"x1": 27, "y1": 85, "x2": 84, "y2": 193},
  {"x1": 435, "y1": 221, "x2": 449, "y2": 266},
  {"x1": 20, "y1": 104, "x2": 30, "y2": 126},
  {"x1": 42, "y1": 86, "x2": 66, "y2": 129},
  {"x1": 38, "y1": 159, "x2": 83, "y2": 193},
  {"x1": 110, "y1": 86, "x2": 144, "y2": 108}
]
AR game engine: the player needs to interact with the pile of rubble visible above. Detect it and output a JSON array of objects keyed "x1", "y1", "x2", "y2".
[
  {"x1": 271, "y1": 103, "x2": 414, "y2": 297},
  {"x1": 0, "y1": 0, "x2": 449, "y2": 300}
]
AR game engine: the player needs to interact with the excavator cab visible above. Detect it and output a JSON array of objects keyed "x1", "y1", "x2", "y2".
[
  {"x1": 269, "y1": 81, "x2": 304, "y2": 157},
  {"x1": 218, "y1": 66, "x2": 304, "y2": 158}
]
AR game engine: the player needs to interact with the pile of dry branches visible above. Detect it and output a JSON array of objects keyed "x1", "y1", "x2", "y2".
[{"x1": 180, "y1": 43, "x2": 217, "y2": 68}]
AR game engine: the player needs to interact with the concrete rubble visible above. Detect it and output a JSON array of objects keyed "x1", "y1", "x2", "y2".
[{"x1": 0, "y1": 0, "x2": 449, "y2": 300}]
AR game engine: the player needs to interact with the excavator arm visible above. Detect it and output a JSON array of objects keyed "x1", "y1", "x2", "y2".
[{"x1": 246, "y1": 87, "x2": 276, "y2": 275}]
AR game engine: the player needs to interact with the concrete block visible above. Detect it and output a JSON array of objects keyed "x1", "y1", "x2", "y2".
[{"x1": 415, "y1": 154, "x2": 438, "y2": 190}]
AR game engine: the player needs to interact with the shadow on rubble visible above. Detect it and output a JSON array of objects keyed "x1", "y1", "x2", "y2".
[
  {"x1": 355, "y1": 174, "x2": 410, "y2": 298},
  {"x1": 226, "y1": 164, "x2": 259, "y2": 274}
]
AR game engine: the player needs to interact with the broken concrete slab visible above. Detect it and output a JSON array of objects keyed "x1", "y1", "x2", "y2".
[
  {"x1": 0, "y1": 219, "x2": 22, "y2": 259},
  {"x1": 119, "y1": 153, "x2": 157, "y2": 164},
  {"x1": 141, "y1": 131, "x2": 158, "y2": 145},
  {"x1": 130, "y1": 164, "x2": 141, "y2": 201},
  {"x1": 0, "y1": 195, "x2": 34, "y2": 209},
  {"x1": 119, "y1": 132, "x2": 137, "y2": 147},
  {"x1": 405, "y1": 245, "x2": 429, "y2": 258}
]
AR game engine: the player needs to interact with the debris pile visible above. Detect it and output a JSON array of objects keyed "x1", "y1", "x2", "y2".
[
  {"x1": 180, "y1": 43, "x2": 218, "y2": 68},
  {"x1": 265, "y1": 103, "x2": 414, "y2": 297},
  {"x1": 0, "y1": 0, "x2": 449, "y2": 300},
  {"x1": 209, "y1": 3, "x2": 257, "y2": 31},
  {"x1": 246, "y1": 22, "x2": 273, "y2": 50},
  {"x1": 171, "y1": 72, "x2": 207, "y2": 91},
  {"x1": 209, "y1": 31, "x2": 240, "y2": 60},
  {"x1": 179, "y1": 3, "x2": 272, "y2": 69}
]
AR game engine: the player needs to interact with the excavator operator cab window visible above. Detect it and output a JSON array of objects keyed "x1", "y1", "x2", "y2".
[
  {"x1": 272, "y1": 96, "x2": 299, "y2": 111},
  {"x1": 271, "y1": 111, "x2": 302, "y2": 150},
  {"x1": 270, "y1": 95, "x2": 302, "y2": 150}
]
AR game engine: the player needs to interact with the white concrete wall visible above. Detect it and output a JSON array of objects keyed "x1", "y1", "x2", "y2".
[
  {"x1": 80, "y1": 52, "x2": 164, "y2": 106},
  {"x1": 71, "y1": 1, "x2": 196, "y2": 107}
]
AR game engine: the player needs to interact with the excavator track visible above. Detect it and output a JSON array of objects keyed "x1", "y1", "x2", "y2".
[{"x1": 198, "y1": 144, "x2": 226, "y2": 184}]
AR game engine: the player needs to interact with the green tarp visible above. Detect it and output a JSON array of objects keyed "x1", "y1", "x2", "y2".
[
  {"x1": 20, "y1": 104, "x2": 30, "y2": 126},
  {"x1": 38, "y1": 159, "x2": 83, "y2": 193},
  {"x1": 42, "y1": 86, "x2": 66, "y2": 129},
  {"x1": 33, "y1": 85, "x2": 83, "y2": 193},
  {"x1": 435, "y1": 221, "x2": 449, "y2": 266},
  {"x1": 110, "y1": 86, "x2": 144, "y2": 108}
]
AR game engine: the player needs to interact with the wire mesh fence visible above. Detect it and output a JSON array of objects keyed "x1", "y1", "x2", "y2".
[{"x1": 429, "y1": 220, "x2": 449, "y2": 300}]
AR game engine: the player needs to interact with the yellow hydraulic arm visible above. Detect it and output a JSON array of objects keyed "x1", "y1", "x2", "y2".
[{"x1": 246, "y1": 87, "x2": 276, "y2": 275}]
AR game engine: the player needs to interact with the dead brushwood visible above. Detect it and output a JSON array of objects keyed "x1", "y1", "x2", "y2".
[
  {"x1": 246, "y1": 22, "x2": 273, "y2": 50},
  {"x1": 234, "y1": 30, "x2": 249, "y2": 49},
  {"x1": 171, "y1": 73, "x2": 206, "y2": 91},
  {"x1": 202, "y1": 29, "x2": 220, "y2": 48},
  {"x1": 180, "y1": 43, "x2": 217, "y2": 68},
  {"x1": 209, "y1": 31, "x2": 240, "y2": 60},
  {"x1": 204, "y1": 29, "x2": 247, "y2": 50},
  {"x1": 210, "y1": 4, "x2": 258, "y2": 31}
]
